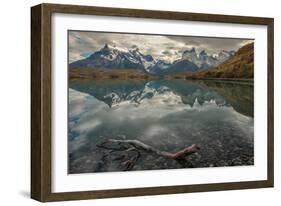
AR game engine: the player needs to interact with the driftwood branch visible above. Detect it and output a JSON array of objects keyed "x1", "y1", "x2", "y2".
[{"x1": 101, "y1": 139, "x2": 200, "y2": 160}]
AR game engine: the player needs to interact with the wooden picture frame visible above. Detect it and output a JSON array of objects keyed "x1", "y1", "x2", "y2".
[{"x1": 31, "y1": 3, "x2": 274, "y2": 202}]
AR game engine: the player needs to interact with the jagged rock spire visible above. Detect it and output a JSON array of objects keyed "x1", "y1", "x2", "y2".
[{"x1": 199, "y1": 50, "x2": 207, "y2": 56}]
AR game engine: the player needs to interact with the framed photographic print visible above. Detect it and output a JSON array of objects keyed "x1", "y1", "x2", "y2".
[{"x1": 31, "y1": 3, "x2": 274, "y2": 202}]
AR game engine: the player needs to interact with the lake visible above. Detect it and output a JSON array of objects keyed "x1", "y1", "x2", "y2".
[{"x1": 68, "y1": 79, "x2": 254, "y2": 174}]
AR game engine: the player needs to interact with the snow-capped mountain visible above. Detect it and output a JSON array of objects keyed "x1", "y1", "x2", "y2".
[
  {"x1": 129, "y1": 47, "x2": 156, "y2": 72},
  {"x1": 198, "y1": 50, "x2": 221, "y2": 69},
  {"x1": 70, "y1": 44, "x2": 235, "y2": 74},
  {"x1": 217, "y1": 50, "x2": 235, "y2": 63},
  {"x1": 182, "y1": 48, "x2": 199, "y2": 65},
  {"x1": 148, "y1": 59, "x2": 199, "y2": 75},
  {"x1": 69, "y1": 44, "x2": 156, "y2": 71},
  {"x1": 148, "y1": 47, "x2": 234, "y2": 73},
  {"x1": 181, "y1": 48, "x2": 234, "y2": 69},
  {"x1": 147, "y1": 60, "x2": 171, "y2": 74},
  {"x1": 149, "y1": 47, "x2": 235, "y2": 74},
  {"x1": 164, "y1": 59, "x2": 199, "y2": 74}
]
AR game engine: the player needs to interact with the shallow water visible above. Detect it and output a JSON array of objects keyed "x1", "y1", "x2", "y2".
[{"x1": 68, "y1": 79, "x2": 254, "y2": 174}]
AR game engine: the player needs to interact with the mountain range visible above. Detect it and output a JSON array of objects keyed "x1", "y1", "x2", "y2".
[
  {"x1": 69, "y1": 44, "x2": 235, "y2": 75},
  {"x1": 187, "y1": 43, "x2": 254, "y2": 79}
]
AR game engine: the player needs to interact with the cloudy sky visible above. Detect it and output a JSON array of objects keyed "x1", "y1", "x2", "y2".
[{"x1": 69, "y1": 31, "x2": 253, "y2": 63}]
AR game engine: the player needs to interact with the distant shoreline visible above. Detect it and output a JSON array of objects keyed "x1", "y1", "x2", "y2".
[
  {"x1": 69, "y1": 68, "x2": 253, "y2": 83},
  {"x1": 185, "y1": 77, "x2": 253, "y2": 84}
]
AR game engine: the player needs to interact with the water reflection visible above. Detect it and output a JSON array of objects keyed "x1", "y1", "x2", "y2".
[{"x1": 68, "y1": 80, "x2": 254, "y2": 173}]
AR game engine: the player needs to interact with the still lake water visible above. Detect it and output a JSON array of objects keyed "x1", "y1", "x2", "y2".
[{"x1": 68, "y1": 79, "x2": 254, "y2": 174}]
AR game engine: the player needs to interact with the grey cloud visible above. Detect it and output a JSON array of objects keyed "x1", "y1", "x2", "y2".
[
  {"x1": 162, "y1": 50, "x2": 172, "y2": 55},
  {"x1": 69, "y1": 31, "x2": 252, "y2": 63},
  {"x1": 167, "y1": 36, "x2": 252, "y2": 54}
]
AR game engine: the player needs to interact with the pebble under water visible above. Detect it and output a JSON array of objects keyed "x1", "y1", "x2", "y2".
[{"x1": 68, "y1": 79, "x2": 254, "y2": 174}]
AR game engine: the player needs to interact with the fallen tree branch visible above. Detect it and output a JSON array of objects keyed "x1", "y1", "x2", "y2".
[{"x1": 103, "y1": 139, "x2": 200, "y2": 160}]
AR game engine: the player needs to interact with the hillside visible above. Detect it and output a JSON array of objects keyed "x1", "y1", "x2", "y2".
[
  {"x1": 69, "y1": 68, "x2": 158, "y2": 81},
  {"x1": 187, "y1": 43, "x2": 254, "y2": 79}
]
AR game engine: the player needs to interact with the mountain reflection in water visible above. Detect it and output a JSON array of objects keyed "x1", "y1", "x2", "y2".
[{"x1": 68, "y1": 79, "x2": 254, "y2": 174}]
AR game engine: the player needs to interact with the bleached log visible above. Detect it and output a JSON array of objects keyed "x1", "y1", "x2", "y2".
[{"x1": 104, "y1": 139, "x2": 200, "y2": 160}]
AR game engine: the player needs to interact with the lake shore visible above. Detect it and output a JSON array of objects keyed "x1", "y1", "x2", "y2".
[
  {"x1": 69, "y1": 68, "x2": 157, "y2": 80},
  {"x1": 69, "y1": 68, "x2": 253, "y2": 84},
  {"x1": 69, "y1": 78, "x2": 254, "y2": 173}
]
